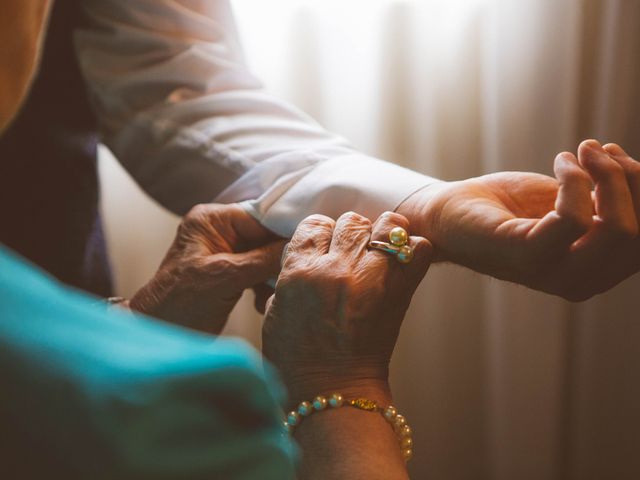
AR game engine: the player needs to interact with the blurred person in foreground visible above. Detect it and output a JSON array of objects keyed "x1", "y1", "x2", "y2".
[
  {"x1": 1, "y1": 4, "x2": 430, "y2": 479},
  {"x1": 1, "y1": 1, "x2": 639, "y2": 306}
]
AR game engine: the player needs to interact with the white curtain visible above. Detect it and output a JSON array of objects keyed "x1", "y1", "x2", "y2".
[{"x1": 99, "y1": 1, "x2": 640, "y2": 478}]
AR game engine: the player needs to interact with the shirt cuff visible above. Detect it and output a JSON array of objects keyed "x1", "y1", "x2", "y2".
[{"x1": 241, "y1": 155, "x2": 437, "y2": 237}]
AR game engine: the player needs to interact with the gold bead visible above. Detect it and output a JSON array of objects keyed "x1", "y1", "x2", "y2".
[
  {"x1": 383, "y1": 406, "x2": 398, "y2": 422},
  {"x1": 298, "y1": 401, "x2": 313, "y2": 416},
  {"x1": 389, "y1": 227, "x2": 409, "y2": 246},
  {"x1": 394, "y1": 414, "x2": 407, "y2": 430},
  {"x1": 401, "y1": 436, "x2": 413, "y2": 449},
  {"x1": 328, "y1": 393, "x2": 343, "y2": 408},
  {"x1": 400, "y1": 425, "x2": 412, "y2": 437},
  {"x1": 402, "y1": 448, "x2": 413, "y2": 461},
  {"x1": 351, "y1": 398, "x2": 378, "y2": 411},
  {"x1": 313, "y1": 396, "x2": 328, "y2": 411},
  {"x1": 397, "y1": 245, "x2": 414, "y2": 264}
]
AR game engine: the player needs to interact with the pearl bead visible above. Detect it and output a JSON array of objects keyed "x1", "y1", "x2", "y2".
[
  {"x1": 394, "y1": 415, "x2": 406, "y2": 430},
  {"x1": 401, "y1": 436, "x2": 413, "y2": 449},
  {"x1": 287, "y1": 410, "x2": 301, "y2": 426},
  {"x1": 298, "y1": 401, "x2": 313, "y2": 416},
  {"x1": 399, "y1": 425, "x2": 412, "y2": 437},
  {"x1": 328, "y1": 393, "x2": 343, "y2": 408},
  {"x1": 313, "y1": 396, "x2": 328, "y2": 411},
  {"x1": 383, "y1": 406, "x2": 398, "y2": 422},
  {"x1": 282, "y1": 420, "x2": 292, "y2": 434},
  {"x1": 397, "y1": 245, "x2": 414, "y2": 264},
  {"x1": 389, "y1": 227, "x2": 409, "y2": 246},
  {"x1": 402, "y1": 448, "x2": 413, "y2": 461}
]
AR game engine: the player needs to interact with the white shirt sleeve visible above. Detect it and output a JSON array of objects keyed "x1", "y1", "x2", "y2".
[{"x1": 75, "y1": 0, "x2": 436, "y2": 237}]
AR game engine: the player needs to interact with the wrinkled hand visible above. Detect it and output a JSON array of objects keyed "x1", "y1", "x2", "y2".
[
  {"x1": 130, "y1": 203, "x2": 285, "y2": 334},
  {"x1": 399, "y1": 139, "x2": 640, "y2": 301},
  {"x1": 262, "y1": 211, "x2": 432, "y2": 403}
]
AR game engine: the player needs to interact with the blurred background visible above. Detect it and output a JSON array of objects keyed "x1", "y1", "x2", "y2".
[{"x1": 99, "y1": 1, "x2": 640, "y2": 478}]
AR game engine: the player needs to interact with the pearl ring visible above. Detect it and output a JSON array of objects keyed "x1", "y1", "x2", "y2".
[{"x1": 368, "y1": 226, "x2": 414, "y2": 264}]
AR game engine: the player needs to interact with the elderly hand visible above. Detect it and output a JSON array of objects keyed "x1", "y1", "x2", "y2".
[
  {"x1": 262, "y1": 211, "x2": 432, "y2": 404},
  {"x1": 129, "y1": 203, "x2": 285, "y2": 334},
  {"x1": 398, "y1": 139, "x2": 640, "y2": 301}
]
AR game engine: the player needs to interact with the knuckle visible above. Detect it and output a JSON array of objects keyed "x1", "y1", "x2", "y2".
[
  {"x1": 288, "y1": 231, "x2": 329, "y2": 254},
  {"x1": 278, "y1": 262, "x2": 322, "y2": 291},
  {"x1": 186, "y1": 203, "x2": 209, "y2": 220},
  {"x1": 300, "y1": 214, "x2": 335, "y2": 231},
  {"x1": 182, "y1": 204, "x2": 212, "y2": 230},
  {"x1": 379, "y1": 211, "x2": 409, "y2": 227},
  {"x1": 339, "y1": 211, "x2": 369, "y2": 225}
]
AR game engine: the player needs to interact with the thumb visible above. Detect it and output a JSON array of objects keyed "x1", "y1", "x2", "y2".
[{"x1": 228, "y1": 239, "x2": 287, "y2": 289}]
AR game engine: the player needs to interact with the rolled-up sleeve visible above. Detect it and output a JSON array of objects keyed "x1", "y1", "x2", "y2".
[{"x1": 75, "y1": 0, "x2": 436, "y2": 236}]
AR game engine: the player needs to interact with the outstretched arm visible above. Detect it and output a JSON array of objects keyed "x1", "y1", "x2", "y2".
[
  {"x1": 397, "y1": 139, "x2": 640, "y2": 300},
  {"x1": 76, "y1": 1, "x2": 639, "y2": 300},
  {"x1": 75, "y1": 0, "x2": 435, "y2": 233}
]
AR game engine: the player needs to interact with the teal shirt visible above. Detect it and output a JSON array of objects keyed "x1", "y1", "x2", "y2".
[{"x1": 0, "y1": 246, "x2": 296, "y2": 479}]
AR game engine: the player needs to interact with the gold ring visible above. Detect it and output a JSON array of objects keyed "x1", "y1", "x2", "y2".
[{"x1": 368, "y1": 226, "x2": 414, "y2": 264}]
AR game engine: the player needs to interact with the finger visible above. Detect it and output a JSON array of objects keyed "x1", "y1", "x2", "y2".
[
  {"x1": 202, "y1": 203, "x2": 281, "y2": 247},
  {"x1": 213, "y1": 239, "x2": 287, "y2": 290},
  {"x1": 367, "y1": 235, "x2": 433, "y2": 303},
  {"x1": 228, "y1": 206, "x2": 281, "y2": 247},
  {"x1": 366, "y1": 212, "x2": 431, "y2": 285},
  {"x1": 404, "y1": 235, "x2": 434, "y2": 288},
  {"x1": 603, "y1": 143, "x2": 640, "y2": 226},
  {"x1": 253, "y1": 283, "x2": 275, "y2": 314},
  {"x1": 264, "y1": 293, "x2": 276, "y2": 315},
  {"x1": 280, "y1": 242, "x2": 291, "y2": 268},
  {"x1": 286, "y1": 214, "x2": 335, "y2": 260},
  {"x1": 328, "y1": 211, "x2": 372, "y2": 260},
  {"x1": 367, "y1": 211, "x2": 411, "y2": 266},
  {"x1": 526, "y1": 152, "x2": 593, "y2": 251},
  {"x1": 578, "y1": 139, "x2": 638, "y2": 238},
  {"x1": 370, "y1": 211, "x2": 411, "y2": 243},
  {"x1": 185, "y1": 203, "x2": 281, "y2": 253}
]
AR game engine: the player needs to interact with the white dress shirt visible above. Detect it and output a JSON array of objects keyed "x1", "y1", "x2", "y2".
[{"x1": 75, "y1": 0, "x2": 436, "y2": 237}]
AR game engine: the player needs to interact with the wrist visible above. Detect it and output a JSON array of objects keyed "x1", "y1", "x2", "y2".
[
  {"x1": 285, "y1": 374, "x2": 391, "y2": 410},
  {"x1": 395, "y1": 180, "x2": 450, "y2": 261}
]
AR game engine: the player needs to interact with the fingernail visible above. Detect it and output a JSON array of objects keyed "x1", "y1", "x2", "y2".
[
  {"x1": 584, "y1": 139, "x2": 602, "y2": 151},
  {"x1": 603, "y1": 143, "x2": 626, "y2": 157}
]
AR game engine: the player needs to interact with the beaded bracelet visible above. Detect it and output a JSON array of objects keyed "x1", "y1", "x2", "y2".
[{"x1": 283, "y1": 393, "x2": 414, "y2": 462}]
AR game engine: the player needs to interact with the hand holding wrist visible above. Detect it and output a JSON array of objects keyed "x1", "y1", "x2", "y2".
[
  {"x1": 395, "y1": 141, "x2": 640, "y2": 301},
  {"x1": 396, "y1": 179, "x2": 454, "y2": 262}
]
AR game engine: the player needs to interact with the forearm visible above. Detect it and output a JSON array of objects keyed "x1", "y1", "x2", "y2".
[{"x1": 77, "y1": 0, "x2": 438, "y2": 231}]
